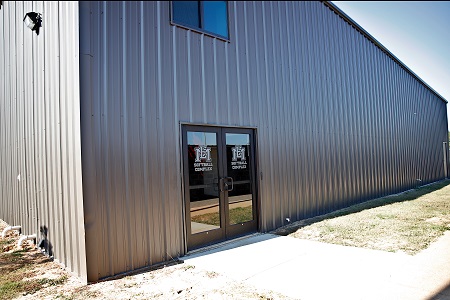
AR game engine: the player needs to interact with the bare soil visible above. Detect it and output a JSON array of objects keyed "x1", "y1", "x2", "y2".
[
  {"x1": 2, "y1": 180, "x2": 449, "y2": 299},
  {"x1": 0, "y1": 220, "x2": 290, "y2": 300}
]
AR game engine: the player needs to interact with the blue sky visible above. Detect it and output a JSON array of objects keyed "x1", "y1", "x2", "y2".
[{"x1": 333, "y1": 1, "x2": 450, "y2": 130}]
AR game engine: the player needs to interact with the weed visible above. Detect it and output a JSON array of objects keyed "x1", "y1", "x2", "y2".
[
  {"x1": 11, "y1": 249, "x2": 27, "y2": 257},
  {"x1": 55, "y1": 293, "x2": 75, "y2": 300},
  {"x1": 123, "y1": 282, "x2": 138, "y2": 288},
  {"x1": 183, "y1": 264, "x2": 195, "y2": 271},
  {"x1": 132, "y1": 292, "x2": 145, "y2": 298},
  {"x1": 66, "y1": 286, "x2": 100, "y2": 299},
  {"x1": 0, "y1": 240, "x2": 10, "y2": 248},
  {"x1": 83, "y1": 290, "x2": 101, "y2": 298},
  {"x1": 206, "y1": 271, "x2": 219, "y2": 278},
  {"x1": 376, "y1": 214, "x2": 396, "y2": 220},
  {"x1": 0, "y1": 281, "x2": 21, "y2": 300},
  {"x1": 37, "y1": 275, "x2": 68, "y2": 287}
]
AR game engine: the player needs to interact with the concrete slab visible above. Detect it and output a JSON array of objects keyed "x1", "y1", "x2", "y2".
[
  {"x1": 191, "y1": 222, "x2": 219, "y2": 233},
  {"x1": 182, "y1": 232, "x2": 450, "y2": 299}
]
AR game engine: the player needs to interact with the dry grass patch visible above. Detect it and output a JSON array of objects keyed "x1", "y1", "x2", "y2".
[
  {"x1": 191, "y1": 206, "x2": 253, "y2": 226},
  {"x1": 278, "y1": 180, "x2": 450, "y2": 254},
  {"x1": 0, "y1": 218, "x2": 292, "y2": 300},
  {"x1": 0, "y1": 220, "x2": 68, "y2": 300}
]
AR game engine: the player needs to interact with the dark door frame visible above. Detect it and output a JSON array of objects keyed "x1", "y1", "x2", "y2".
[{"x1": 180, "y1": 124, "x2": 259, "y2": 251}]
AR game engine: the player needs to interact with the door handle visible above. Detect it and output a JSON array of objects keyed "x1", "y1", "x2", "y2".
[
  {"x1": 225, "y1": 177, "x2": 234, "y2": 192},
  {"x1": 219, "y1": 177, "x2": 234, "y2": 192}
]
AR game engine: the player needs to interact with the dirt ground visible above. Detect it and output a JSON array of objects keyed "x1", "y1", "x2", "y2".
[
  {"x1": 2, "y1": 181, "x2": 449, "y2": 299},
  {"x1": 0, "y1": 220, "x2": 290, "y2": 300}
]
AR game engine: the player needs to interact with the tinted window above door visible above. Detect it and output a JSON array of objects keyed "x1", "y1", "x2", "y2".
[{"x1": 172, "y1": 1, "x2": 229, "y2": 39}]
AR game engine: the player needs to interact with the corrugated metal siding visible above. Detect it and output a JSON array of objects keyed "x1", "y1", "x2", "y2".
[
  {"x1": 0, "y1": 1, "x2": 87, "y2": 282},
  {"x1": 80, "y1": 1, "x2": 182, "y2": 281},
  {"x1": 79, "y1": 1, "x2": 448, "y2": 281}
]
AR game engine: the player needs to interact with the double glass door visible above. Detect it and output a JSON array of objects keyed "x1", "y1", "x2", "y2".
[{"x1": 182, "y1": 126, "x2": 257, "y2": 250}]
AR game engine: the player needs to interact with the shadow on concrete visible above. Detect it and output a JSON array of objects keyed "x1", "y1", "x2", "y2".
[
  {"x1": 274, "y1": 179, "x2": 450, "y2": 236},
  {"x1": 183, "y1": 233, "x2": 279, "y2": 261},
  {"x1": 427, "y1": 280, "x2": 450, "y2": 300}
]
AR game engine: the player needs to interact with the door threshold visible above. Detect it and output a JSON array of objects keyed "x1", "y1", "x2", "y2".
[{"x1": 185, "y1": 232, "x2": 262, "y2": 257}]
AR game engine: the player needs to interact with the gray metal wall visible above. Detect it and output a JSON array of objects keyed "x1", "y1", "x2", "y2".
[
  {"x1": 79, "y1": 1, "x2": 448, "y2": 281},
  {"x1": 0, "y1": 1, "x2": 87, "y2": 281}
]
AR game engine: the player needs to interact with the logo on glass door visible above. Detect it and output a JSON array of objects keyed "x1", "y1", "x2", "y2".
[
  {"x1": 231, "y1": 146, "x2": 247, "y2": 169},
  {"x1": 194, "y1": 146, "x2": 213, "y2": 172},
  {"x1": 194, "y1": 146, "x2": 212, "y2": 162}
]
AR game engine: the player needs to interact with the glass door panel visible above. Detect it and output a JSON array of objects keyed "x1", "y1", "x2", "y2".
[
  {"x1": 183, "y1": 126, "x2": 257, "y2": 250},
  {"x1": 225, "y1": 133, "x2": 254, "y2": 225},
  {"x1": 187, "y1": 131, "x2": 221, "y2": 234}
]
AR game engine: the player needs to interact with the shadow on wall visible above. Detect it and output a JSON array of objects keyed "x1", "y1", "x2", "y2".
[{"x1": 38, "y1": 225, "x2": 53, "y2": 257}]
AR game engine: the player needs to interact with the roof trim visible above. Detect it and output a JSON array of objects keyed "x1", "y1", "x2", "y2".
[{"x1": 323, "y1": 1, "x2": 448, "y2": 104}]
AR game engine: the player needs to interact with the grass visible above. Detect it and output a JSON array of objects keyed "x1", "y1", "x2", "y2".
[
  {"x1": 55, "y1": 287, "x2": 101, "y2": 300},
  {"x1": 278, "y1": 180, "x2": 450, "y2": 254},
  {"x1": 0, "y1": 235, "x2": 67, "y2": 300},
  {"x1": 0, "y1": 276, "x2": 68, "y2": 299},
  {"x1": 228, "y1": 207, "x2": 254, "y2": 224},
  {"x1": 192, "y1": 212, "x2": 220, "y2": 226},
  {"x1": 191, "y1": 206, "x2": 253, "y2": 226},
  {"x1": 183, "y1": 264, "x2": 195, "y2": 271}
]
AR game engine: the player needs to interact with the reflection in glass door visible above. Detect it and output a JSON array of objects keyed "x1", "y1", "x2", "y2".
[
  {"x1": 225, "y1": 133, "x2": 254, "y2": 226},
  {"x1": 182, "y1": 126, "x2": 257, "y2": 250},
  {"x1": 187, "y1": 131, "x2": 221, "y2": 234}
]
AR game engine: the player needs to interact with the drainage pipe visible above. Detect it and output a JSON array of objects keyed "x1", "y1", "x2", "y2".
[
  {"x1": 18, "y1": 234, "x2": 37, "y2": 248},
  {"x1": 1, "y1": 225, "x2": 21, "y2": 238}
]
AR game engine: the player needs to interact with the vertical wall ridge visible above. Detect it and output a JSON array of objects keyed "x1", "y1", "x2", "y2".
[
  {"x1": 1, "y1": 1, "x2": 87, "y2": 282},
  {"x1": 74, "y1": 1, "x2": 449, "y2": 281}
]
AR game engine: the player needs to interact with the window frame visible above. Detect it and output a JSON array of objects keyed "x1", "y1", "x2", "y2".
[{"x1": 170, "y1": 1, "x2": 230, "y2": 42}]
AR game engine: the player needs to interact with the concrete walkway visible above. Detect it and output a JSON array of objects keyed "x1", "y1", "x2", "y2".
[{"x1": 182, "y1": 232, "x2": 450, "y2": 299}]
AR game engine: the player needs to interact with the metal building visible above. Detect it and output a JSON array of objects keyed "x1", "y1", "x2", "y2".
[{"x1": 1, "y1": 1, "x2": 448, "y2": 282}]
